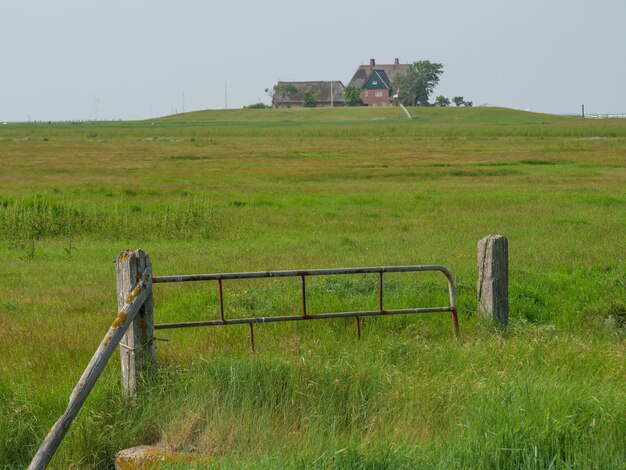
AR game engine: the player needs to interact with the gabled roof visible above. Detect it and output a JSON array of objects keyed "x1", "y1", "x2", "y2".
[
  {"x1": 348, "y1": 61, "x2": 409, "y2": 89},
  {"x1": 272, "y1": 81, "x2": 345, "y2": 106},
  {"x1": 362, "y1": 70, "x2": 392, "y2": 90}
]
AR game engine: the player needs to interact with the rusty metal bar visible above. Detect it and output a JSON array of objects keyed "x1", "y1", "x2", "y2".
[
  {"x1": 451, "y1": 307, "x2": 459, "y2": 337},
  {"x1": 442, "y1": 269, "x2": 460, "y2": 338},
  {"x1": 355, "y1": 316, "x2": 361, "y2": 340},
  {"x1": 218, "y1": 278, "x2": 225, "y2": 323},
  {"x1": 301, "y1": 275, "x2": 307, "y2": 317},
  {"x1": 378, "y1": 271, "x2": 384, "y2": 313},
  {"x1": 155, "y1": 306, "x2": 453, "y2": 330},
  {"x1": 153, "y1": 265, "x2": 453, "y2": 283}
]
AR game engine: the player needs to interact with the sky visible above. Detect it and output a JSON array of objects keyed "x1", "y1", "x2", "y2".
[{"x1": 1, "y1": 0, "x2": 625, "y2": 121}]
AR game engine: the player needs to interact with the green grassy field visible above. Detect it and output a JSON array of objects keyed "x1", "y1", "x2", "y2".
[{"x1": 1, "y1": 107, "x2": 624, "y2": 468}]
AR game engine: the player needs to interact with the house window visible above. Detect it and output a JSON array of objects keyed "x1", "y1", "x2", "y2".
[
  {"x1": 372, "y1": 81, "x2": 378, "y2": 85},
  {"x1": 364, "y1": 91, "x2": 369, "y2": 97},
  {"x1": 375, "y1": 91, "x2": 383, "y2": 97}
]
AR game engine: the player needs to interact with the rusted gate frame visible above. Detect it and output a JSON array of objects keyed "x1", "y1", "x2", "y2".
[{"x1": 152, "y1": 265, "x2": 459, "y2": 348}]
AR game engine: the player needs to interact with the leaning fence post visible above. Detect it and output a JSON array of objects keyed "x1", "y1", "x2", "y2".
[
  {"x1": 28, "y1": 254, "x2": 153, "y2": 469},
  {"x1": 477, "y1": 235, "x2": 509, "y2": 327},
  {"x1": 117, "y1": 249, "x2": 156, "y2": 397}
]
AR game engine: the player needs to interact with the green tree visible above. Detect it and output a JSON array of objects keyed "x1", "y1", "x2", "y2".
[
  {"x1": 452, "y1": 96, "x2": 465, "y2": 107},
  {"x1": 344, "y1": 85, "x2": 362, "y2": 106},
  {"x1": 244, "y1": 102, "x2": 270, "y2": 109},
  {"x1": 464, "y1": 100, "x2": 473, "y2": 107},
  {"x1": 393, "y1": 60, "x2": 444, "y2": 106},
  {"x1": 266, "y1": 83, "x2": 297, "y2": 107},
  {"x1": 303, "y1": 88, "x2": 317, "y2": 108},
  {"x1": 435, "y1": 95, "x2": 451, "y2": 107}
]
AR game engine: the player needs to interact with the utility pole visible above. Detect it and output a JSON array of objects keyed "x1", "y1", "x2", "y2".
[{"x1": 581, "y1": 104, "x2": 585, "y2": 118}]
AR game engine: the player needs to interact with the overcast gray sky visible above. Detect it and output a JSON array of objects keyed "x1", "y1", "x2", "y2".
[{"x1": 1, "y1": 0, "x2": 624, "y2": 121}]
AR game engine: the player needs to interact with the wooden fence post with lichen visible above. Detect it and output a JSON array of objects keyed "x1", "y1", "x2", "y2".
[
  {"x1": 28, "y1": 249, "x2": 153, "y2": 470},
  {"x1": 477, "y1": 235, "x2": 509, "y2": 328},
  {"x1": 117, "y1": 249, "x2": 156, "y2": 397}
]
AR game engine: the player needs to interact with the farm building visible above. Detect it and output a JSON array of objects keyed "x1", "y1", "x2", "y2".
[
  {"x1": 348, "y1": 58, "x2": 409, "y2": 106},
  {"x1": 272, "y1": 81, "x2": 345, "y2": 108}
]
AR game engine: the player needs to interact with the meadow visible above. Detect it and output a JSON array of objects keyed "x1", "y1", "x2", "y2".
[{"x1": 0, "y1": 106, "x2": 624, "y2": 468}]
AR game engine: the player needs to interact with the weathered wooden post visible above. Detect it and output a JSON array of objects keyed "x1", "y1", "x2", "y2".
[
  {"x1": 477, "y1": 235, "x2": 509, "y2": 327},
  {"x1": 28, "y1": 250, "x2": 154, "y2": 469},
  {"x1": 117, "y1": 249, "x2": 156, "y2": 397}
]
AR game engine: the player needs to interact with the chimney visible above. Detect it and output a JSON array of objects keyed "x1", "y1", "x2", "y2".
[
  {"x1": 394, "y1": 58, "x2": 399, "y2": 66},
  {"x1": 369, "y1": 58, "x2": 375, "y2": 67}
]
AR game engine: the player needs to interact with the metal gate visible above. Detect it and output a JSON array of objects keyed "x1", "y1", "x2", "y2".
[{"x1": 152, "y1": 265, "x2": 459, "y2": 349}]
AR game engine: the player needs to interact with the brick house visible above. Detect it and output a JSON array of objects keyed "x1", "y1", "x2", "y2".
[
  {"x1": 348, "y1": 58, "x2": 409, "y2": 106},
  {"x1": 360, "y1": 70, "x2": 393, "y2": 106}
]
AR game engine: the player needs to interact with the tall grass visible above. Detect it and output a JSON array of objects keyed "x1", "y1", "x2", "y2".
[
  {"x1": 0, "y1": 194, "x2": 220, "y2": 257},
  {"x1": 23, "y1": 325, "x2": 621, "y2": 469}
]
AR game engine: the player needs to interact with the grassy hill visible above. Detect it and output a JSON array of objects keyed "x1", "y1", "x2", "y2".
[
  {"x1": 155, "y1": 106, "x2": 626, "y2": 139},
  {"x1": 156, "y1": 105, "x2": 408, "y2": 123},
  {"x1": 156, "y1": 106, "x2": 563, "y2": 124},
  {"x1": 0, "y1": 107, "x2": 624, "y2": 468}
]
